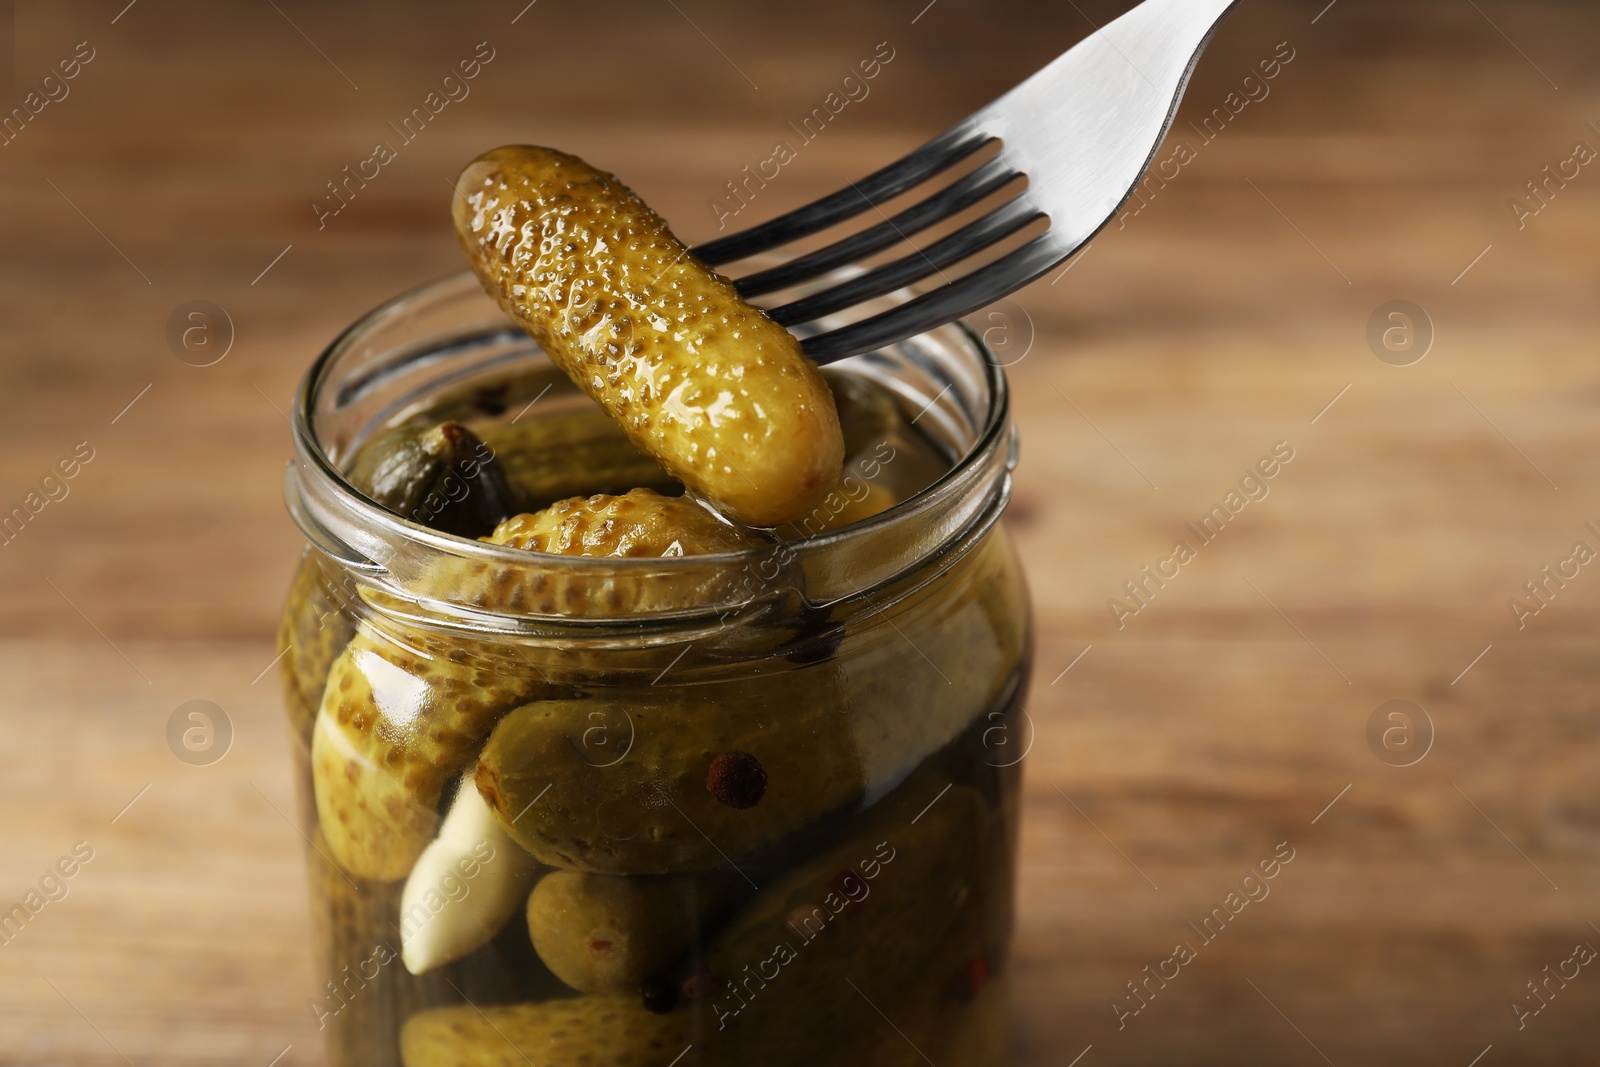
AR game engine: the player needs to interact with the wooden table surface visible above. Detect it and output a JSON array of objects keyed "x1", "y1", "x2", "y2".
[{"x1": 2, "y1": 1, "x2": 1597, "y2": 1063}]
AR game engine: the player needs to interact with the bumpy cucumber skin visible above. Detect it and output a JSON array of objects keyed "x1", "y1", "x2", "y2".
[
  {"x1": 453, "y1": 145, "x2": 844, "y2": 527},
  {"x1": 310, "y1": 487, "x2": 778, "y2": 880},
  {"x1": 414, "y1": 489, "x2": 774, "y2": 621},
  {"x1": 491, "y1": 489, "x2": 761, "y2": 558},
  {"x1": 400, "y1": 996, "x2": 682, "y2": 1067},
  {"x1": 279, "y1": 550, "x2": 358, "y2": 748},
  {"x1": 306, "y1": 829, "x2": 417, "y2": 1067},
  {"x1": 312, "y1": 627, "x2": 544, "y2": 881}
]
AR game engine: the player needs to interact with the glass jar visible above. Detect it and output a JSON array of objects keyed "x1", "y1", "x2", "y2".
[{"x1": 277, "y1": 270, "x2": 1032, "y2": 1067}]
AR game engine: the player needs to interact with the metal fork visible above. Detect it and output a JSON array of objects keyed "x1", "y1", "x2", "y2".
[{"x1": 692, "y1": 0, "x2": 1238, "y2": 364}]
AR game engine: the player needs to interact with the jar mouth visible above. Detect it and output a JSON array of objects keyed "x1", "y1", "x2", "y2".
[{"x1": 287, "y1": 269, "x2": 1015, "y2": 624}]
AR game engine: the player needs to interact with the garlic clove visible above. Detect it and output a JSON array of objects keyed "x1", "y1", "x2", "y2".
[{"x1": 399, "y1": 773, "x2": 539, "y2": 975}]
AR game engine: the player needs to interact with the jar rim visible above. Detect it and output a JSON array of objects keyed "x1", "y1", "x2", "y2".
[{"x1": 286, "y1": 269, "x2": 1016, "y2": 622}]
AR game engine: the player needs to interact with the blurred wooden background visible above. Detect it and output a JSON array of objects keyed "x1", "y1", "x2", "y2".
[{"x1": 1, "y1": 0, "x2": 1597, "y2": 1063}]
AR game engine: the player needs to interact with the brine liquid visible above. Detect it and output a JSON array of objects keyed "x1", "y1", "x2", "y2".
[{"x1": 295, "y1": 674, "x2": 1027, "y2": 1067}]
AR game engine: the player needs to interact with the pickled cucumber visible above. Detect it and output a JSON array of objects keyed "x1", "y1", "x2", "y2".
[
  {"x1": 491, "y1": 489, "x2": 760, "y2": 558},
  {"x1": 349, "y1": 421, "x2": 520, "y2": 537},
  {"x1": 478, "y1": 405, "x2": 680, "y2": 508},
  {"x1": 396, "y1": 989, "x2": 921, "y2": 1067},
  {"x1": 843, "y1": 533, "x2": 1029, "y2": 806},
  {"x1": 687, "y1": 781, "x2": 986, "y2": 1064},
  {"x1": 305, "y1": 829, "x2": 413, "y2": 1067},
  {"x1": 312, "y1": 627, "x2": 544, "y2": 880},
  {"x1": 279, "y1": 549, "x2": 359, "y2": 746},
  {"x1": 312, "y1": 489, "x2": 777, "y2": 880},
  {"x1": 474, "y1": 668, "x2": 864, "y2": 874},
  {"x1": 525, "y1": 871, "x2": 748, "y2": 994},
  {"x1": 400, "y1": 996, "x2": 683, "y2": 1067},
  {"x1": 453, "y1": 145, "x2": 844, "y2": 527},
  {"x1": 419, "y1": 488, "x2": 774, "y2": 621},
  {"x1": 281, "y1": 419, "x2": 516, "y2": 747}
]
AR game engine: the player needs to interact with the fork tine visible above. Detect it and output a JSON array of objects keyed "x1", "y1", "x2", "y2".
[
  {"x1": 732, "y1": 156, "x2": 1022, "y2": 298},
  {"x1": 694, "y1": 0, "x2": 1237, "y2": 359},
  {"x1": 691, "y1": 126, "x2": 991, "y2": 267},
  {"x1": 765, "y1": 195, "x2": 1043, "y2": 328},
  {"x1": 800, "y1": 235, "x2": 1062, "y2": 365}
]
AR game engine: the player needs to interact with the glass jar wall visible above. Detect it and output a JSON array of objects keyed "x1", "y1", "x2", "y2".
[{"x1": 277, "y1": 272, "x2": 1032, "y2": 1066}]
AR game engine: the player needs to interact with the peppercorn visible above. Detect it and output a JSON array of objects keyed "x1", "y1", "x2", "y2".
[{"x1": 706, "y1": 750, "x2": 767, "y2": 809}]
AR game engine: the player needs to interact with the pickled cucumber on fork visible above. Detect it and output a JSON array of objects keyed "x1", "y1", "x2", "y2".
[{"x1": 452, "y1": 145, "x2": 844, "y2": 527}]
